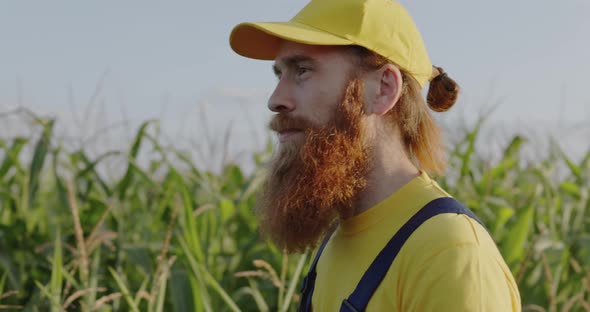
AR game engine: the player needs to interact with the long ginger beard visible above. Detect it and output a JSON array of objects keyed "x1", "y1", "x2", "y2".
[{"x1": 256, "y1": 79, "x2": 372, "y2": 253}]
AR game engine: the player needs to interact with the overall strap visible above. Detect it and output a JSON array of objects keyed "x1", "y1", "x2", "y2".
[
  {"x1": 298, "y1": 227, "x2": 336, "y2": 312},
  {"x1": 340, "y1": 197, "x2": 486, "y2": 312}
]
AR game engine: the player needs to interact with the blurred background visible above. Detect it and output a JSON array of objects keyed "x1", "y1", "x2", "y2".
[
  {"x1": 1, "y1": 0, "x2": 589, "y2": 170},
  {"x1": 0, "y1": 1, "x2": 589, "y2": 311}
]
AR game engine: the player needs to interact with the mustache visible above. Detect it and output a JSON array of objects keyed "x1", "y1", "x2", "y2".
[{"x1": 268, "y1": 114, "x2": 316, "y2": 133}]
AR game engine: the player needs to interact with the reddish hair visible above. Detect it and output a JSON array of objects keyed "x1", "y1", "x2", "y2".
[{"x1": 348, "y1": 46, "x2": 460, "y2": 176}]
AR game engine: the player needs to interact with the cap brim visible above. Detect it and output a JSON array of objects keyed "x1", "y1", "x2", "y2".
[{"x1": 230, "y1": 21, "x2": 353, "y2": 60}]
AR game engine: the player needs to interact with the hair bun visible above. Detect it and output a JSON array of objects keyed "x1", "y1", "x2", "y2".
[{"x1": 426, "y1": 66, "x2": 459, "y2": 112}]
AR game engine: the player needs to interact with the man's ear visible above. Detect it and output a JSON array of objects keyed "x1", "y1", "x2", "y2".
[{"x1": 365, "y1": 64, "x2": 403, "y2": 116}]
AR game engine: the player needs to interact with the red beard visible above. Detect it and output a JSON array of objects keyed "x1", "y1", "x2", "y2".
[{"x1": 256, "y1": 79, "x2": 371, "y2": 253}]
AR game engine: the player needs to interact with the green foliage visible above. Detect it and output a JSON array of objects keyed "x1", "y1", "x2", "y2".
[{"x1": 0, "y1": 113, "x2": 589, "y2": 311}]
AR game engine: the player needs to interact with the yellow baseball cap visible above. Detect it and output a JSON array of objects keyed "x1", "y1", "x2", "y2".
[{"x1": 229, "y1": 0, "x2": 433, "y2": 88}]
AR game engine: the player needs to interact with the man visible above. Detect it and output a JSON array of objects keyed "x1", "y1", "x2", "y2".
[{"x1": 229, "y1": 0, "x2": 521, "y2": 311}]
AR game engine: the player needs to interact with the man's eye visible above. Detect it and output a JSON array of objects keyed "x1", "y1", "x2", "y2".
[{"x1": 297, "y1": 67, "x2": 310, "y2": 76}]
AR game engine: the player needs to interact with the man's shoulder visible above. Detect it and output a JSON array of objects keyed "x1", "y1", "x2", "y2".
[
  {"x1": 389, "y1": 204, "x2": 521, "y2": 311},
  {"x1": 401, "y1": 207, "x2": 495, "y2": 260}
]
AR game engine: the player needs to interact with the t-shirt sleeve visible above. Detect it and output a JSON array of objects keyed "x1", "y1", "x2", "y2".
[{"x1": 400, "y1": 242, "x2": 521, "y2": 312}]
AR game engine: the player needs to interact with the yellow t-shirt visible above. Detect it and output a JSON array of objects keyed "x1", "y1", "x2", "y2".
[{"x1": 312, "y1": 172, "x2": 521, "y2": 311}]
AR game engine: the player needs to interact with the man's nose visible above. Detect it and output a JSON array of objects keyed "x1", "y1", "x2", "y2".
[{"x1": 267, "y1": 80, "x2": 295, "y2": 113}]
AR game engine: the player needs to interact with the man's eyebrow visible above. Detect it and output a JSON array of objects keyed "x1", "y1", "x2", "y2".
[
  {"x1": 272, "y1": 64, "x2": 281, "y2": 77},
  {"x1": 272, "y1": 54, "x2": 318, "y2": 76}
]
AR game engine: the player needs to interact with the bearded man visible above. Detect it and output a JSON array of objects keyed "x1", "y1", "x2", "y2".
[{"x1": 229, "y1": 0, "x2": 522, "y2": 311}]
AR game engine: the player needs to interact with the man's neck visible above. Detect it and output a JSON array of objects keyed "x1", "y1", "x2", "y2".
[{"x1": 352, "y1": 136, "x2": 420, "y2": 217}]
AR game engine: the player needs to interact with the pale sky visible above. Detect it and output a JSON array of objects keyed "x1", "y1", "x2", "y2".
[{"x1": 1, "y1": 1, "x2": 589, "y2": 166}]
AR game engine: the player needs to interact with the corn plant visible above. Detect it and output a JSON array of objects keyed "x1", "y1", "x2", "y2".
[{"x1": 0, "y1": 110, "x2": 588, "y2": 311}]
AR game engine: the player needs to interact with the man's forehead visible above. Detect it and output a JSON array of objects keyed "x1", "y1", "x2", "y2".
[{"x1": 274, "y1": 41, "x2": 348, "y2": 65}]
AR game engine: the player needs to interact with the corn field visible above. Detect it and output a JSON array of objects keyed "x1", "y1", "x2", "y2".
[{"x1": 0, "y1": 110, "x2": 589, "y2": 311}]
